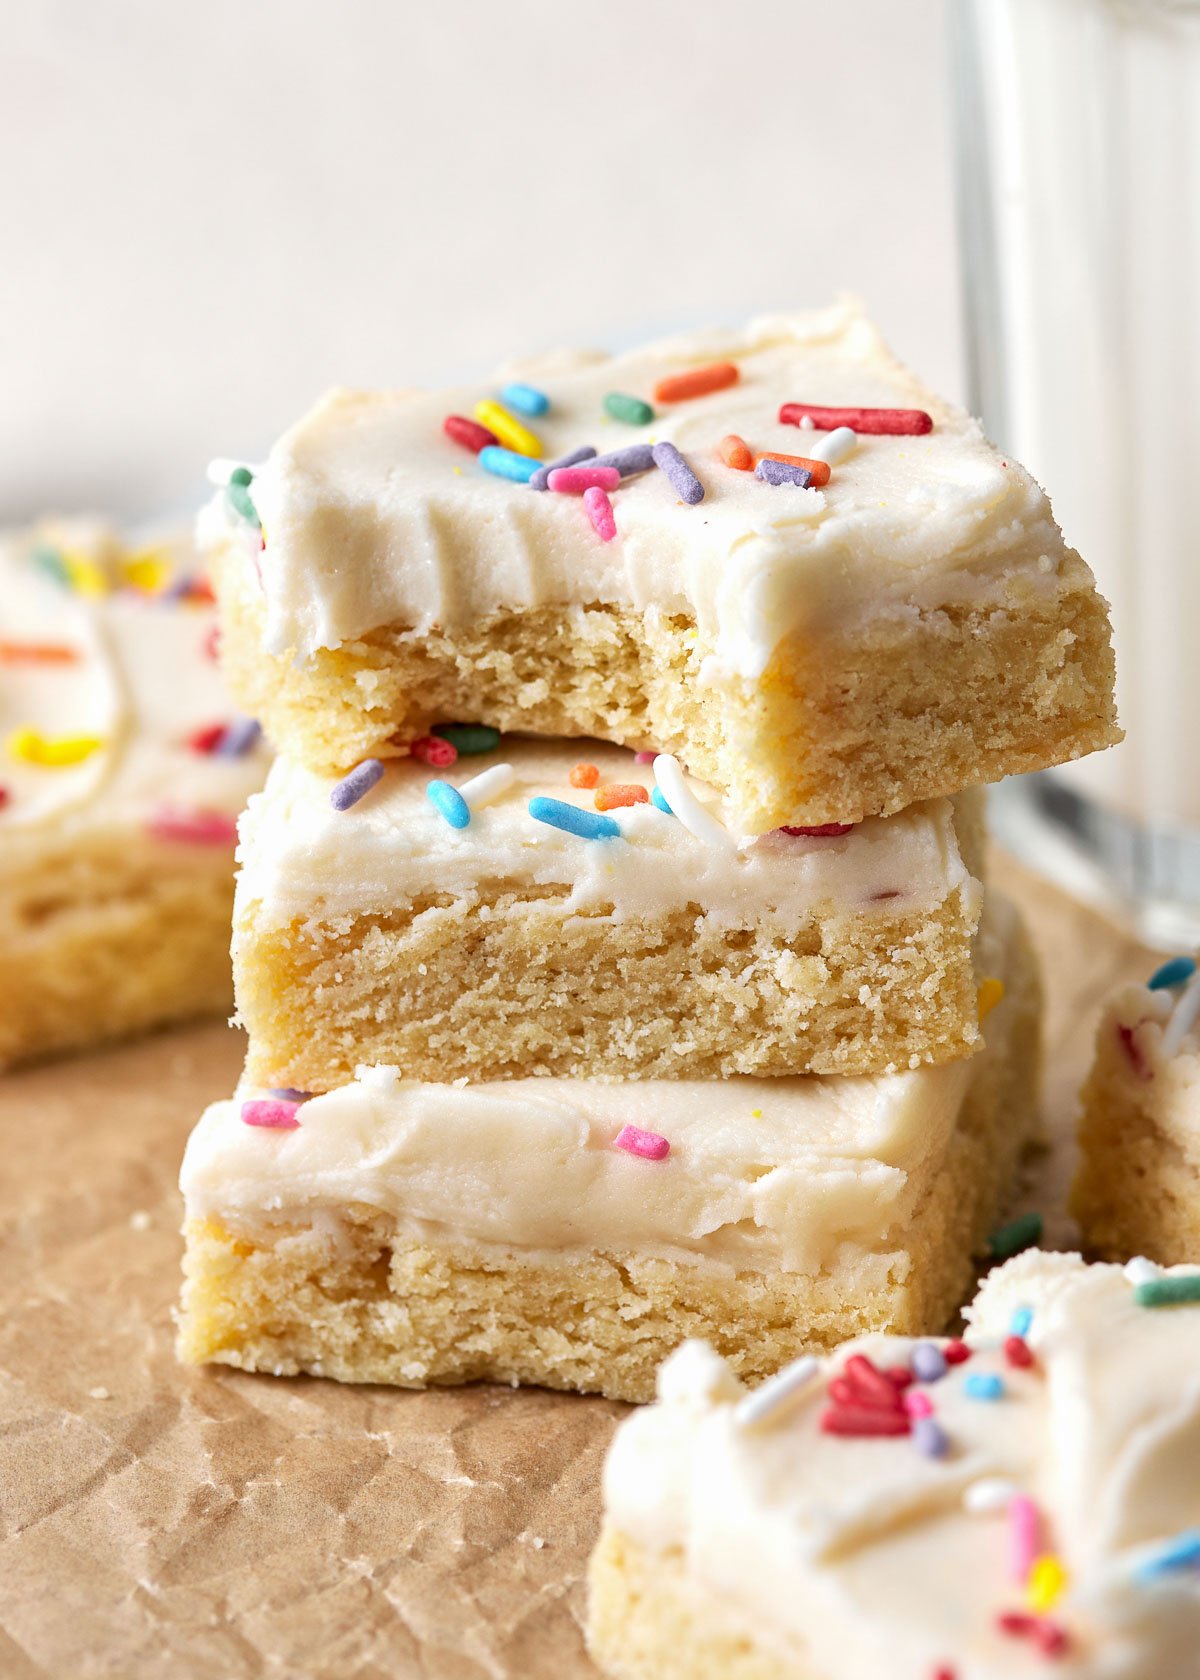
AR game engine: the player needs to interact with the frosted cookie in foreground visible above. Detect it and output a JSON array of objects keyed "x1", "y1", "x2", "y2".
[
  {"x1": 233, "y1": 737, "x2": 988, "y2": 1089},
  {"x1": 178, "y1": 899, "x2": 1039, "y2": 1401},
  {"x1": 1073, "y1": 956, "x2": 1200, "y2": 1264},
  {"x1": 201, "y1": 301, "x2": 1119, "y2": 833},
  {"x1": 0, "y1": 519, "x2": 269, "y2": 1071},
  {"x1": 587, "y1": 1252, "x2": 1200, "y2": 1680}
]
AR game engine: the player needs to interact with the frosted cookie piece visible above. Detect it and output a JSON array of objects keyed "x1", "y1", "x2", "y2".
[
  {"x1": 0, "y1": 519, "x2": 269, "y2": 1070},
  {"x1": 587, "y1": 1252, "x2": 1200, "y2": 1680},
  {"x1": 1073, "y1": 958, "x2": 1200, "y2": 1264},
  {"x1": 202, "y1": 301, "x2": 1119, "y2": 832},
  {"x1": 179, "y1": 898, "x2": 1040, "y2": 1401},
  {"x1": 232, "y1": 738, "x2": 987, "y2": 1089}
]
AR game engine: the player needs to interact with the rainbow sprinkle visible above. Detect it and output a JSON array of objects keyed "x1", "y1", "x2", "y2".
[
  {"x1": 654, "y1": 362, "x2": 738, "y2": 404},
  {"x1": 500, "y1": 381, "x2": 550, "y2": 417},
  {"x1": 528, "y1": 796, "x2": 620, "y2": 841},
  {"x1": 603, "y1": 391, "x2": 654, "y2": 426},
  {"x1": 547, "y1": 464, "x2": 621, "y2": 494},
  {"x1": 614, "y1": 1123, "x2": 670, "y2": 1160},
  {"x1": 651, "y1": 441, "x2": 704, "y2": 505},
  {"x1": 1133, "y1": 1273, "x2": 1200, "y2": 1308},
  {"x1": 756, "y1": 457, "x2": 812, "y2": 488},
  {"x1": 473, "y1": 399, "x2": 542, "y2": 457},
  {"x1": 432, "y1": 723, "x2": 501, "y2": 755},
  {"x1": 1136, "y1": 1529, "x2": 1200, "y2": 1582},
  {"x1": 588, "y1": 443, "x2": 656, "y2": 478},
  {"x1": 241, "y1": 1098, "x2": 302, "y2": 1130},
  {"x1": 529, "y1": 445, "x2": 597, "y2": 492},
  {"x1": 8, "y1": 728, "x2": 104, "y2": 767},
  {"x1": 779, "y1": 402, "x2": 933, "y2": 436},
  {"x1": 1148, "y1": 955, "x2": 1196, "y2": 990},
  {"x1": 987, "y1": 1211, "x2": 1042, "y2": 1260},
  {"x1": 733, "y1": 1355, "x2": 818, "y2": 1431},
  {"x1": 479, "y1": 445, "x2": 541, "y2": 483},
  {"x1": 963, "y1": 1372, "x2": 1005, "y2": 1402},
  {"x1": 426, "y1": 779, "x2": 471, "y2": 829},
  {"x1": 330, "y1": 758, "x2": 385, "y2": 812},
  {"x1": 584, "y1": 485, "x2": 617, "y2": 542}
]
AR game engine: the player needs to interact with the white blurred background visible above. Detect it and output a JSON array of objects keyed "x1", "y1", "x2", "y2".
[{"x1": 0, "y1": 0, "x2": 957, "y2": 523}]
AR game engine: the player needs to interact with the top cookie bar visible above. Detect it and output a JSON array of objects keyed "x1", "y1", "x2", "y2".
[{"x1": 203, "y1": 301, "x2": 1119, "y2": 832}]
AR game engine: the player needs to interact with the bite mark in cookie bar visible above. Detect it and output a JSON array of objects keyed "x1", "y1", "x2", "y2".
[
  {"x1": 202, "y1": 302, "x2": 1119, "y2": 830},
  {"x1": 232, "y1": 739, "x2": 988, "y2": 1090}
]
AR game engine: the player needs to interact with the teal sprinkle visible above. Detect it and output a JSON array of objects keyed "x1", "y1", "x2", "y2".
[
  {"x1": 651, "y1": 787, "x2": 674, "y2": 816},
  {"x1": 963, "y1": 1372, "x2": 1005, "y2": 1402},
  {"x1": 426, "y1": 780, "x2": 471, "y2": 829},
  {"x1": 230, "y1": 465, "x2": 254, "y2": 487},
  {"x1": 987, "y1": 1211, "x2": 1043, "y2": 1260},
  {"x1": 228, "y1": 480, "x2": 260, "y2": 525},
  {"x1": 432, "y1": 724, "x2": 501, "y2": 756},
  {"x1": 528, "y1": 797, "x2": 620, "y2": 841},
  {"x1": 603, "y1": 391, "x2": 655, "y2": 426},
  {"x1": 1148, "y1": 956, "x2": 1197, "y2": 991},
  {"x1": 1134, "y1": 1274, "x2": 1200, "y2": 1309},
  {"x1": 1137, "y1": 1530, "x2": 1200, "y2": 1582},
  {"x1": 30, "y1": 544, "x2": 70, "y2": 586}
]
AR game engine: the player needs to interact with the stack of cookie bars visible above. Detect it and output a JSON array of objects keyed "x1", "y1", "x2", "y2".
[{"x1": 177, "y1": 303, "x2": 1119, "y2": 1402}]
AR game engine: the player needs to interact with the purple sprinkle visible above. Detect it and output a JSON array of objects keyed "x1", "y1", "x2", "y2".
[
  {"x1": 651, "y1": 440, "x2": 705, "y2": 504},
  {"x1": 755, "y1": 457, "x2": 813, "y2": 489},
  {"x1": 162, "y1": 574, "x2": 199, "y2": 602},
  {"x1": 214, "y1": 715, "x2": 262, "y2": 758},
  {"x1": 268, "y1": 1087, "x2": 312, "y2": 1103},
  {"x1": 589, "y1": 443, "x2": 657, "y2": 479},
  {"x1": 911, "y1": 1342, "x2": 948, "y2": 1384},
  {"x1": 330, "y1": 757, "x2": 385, "y2": 811},
  {"x1": 912, "y1": 1416, "x2": 950, "y2": 1459},
  {"x1": 529, "y1": 445, "x2": 597, "y2": 492}
]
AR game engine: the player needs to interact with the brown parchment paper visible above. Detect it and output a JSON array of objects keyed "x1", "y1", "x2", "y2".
[{"x1": 0, "y1": 856, "x2": 1155, "y2": 1679}]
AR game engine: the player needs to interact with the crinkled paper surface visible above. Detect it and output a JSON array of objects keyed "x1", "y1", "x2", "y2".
[{"x1": 0, "y1": 857, "x2": 1152, "y2": 1677}]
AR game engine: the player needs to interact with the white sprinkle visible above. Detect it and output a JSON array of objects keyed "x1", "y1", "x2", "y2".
[
  {"x1": 652, "y1": 755, "x2": 736, "y2": 853},
  {"x1": 808, "y1": 426, "x2": 858, "y2": 465},
  {"x1": 1125, "y1": 1256, "x2": 1160, "y2": 1286},
  {"x1": 733, "y1": 1356, "x2": 819, "y2": 1431},
  {"x1": 355, "y1": 1064, "x2": 402, "y2": 1094},
  {"x1": 1161, "y1": 970, "x2": 1200, "y2": 1057},
  {"x1": 89, "y1": 1386, "x2": 111, "y2": 1401},
  {"x1": 963, "y1": 1476, "x2": 1018, "y2": 1514},
  {"x1": 129, "y1": 1210, "x2": 151, "y2": 1232},
  {"x1": 457, "y1": 762, "x2": 515, "y2": 811},
  {"x1": 798, "y1": 415, "x2": 816, "y2": 429}
]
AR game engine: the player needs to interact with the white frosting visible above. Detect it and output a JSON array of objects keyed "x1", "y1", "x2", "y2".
[
  {"x1": 0, "y1": 519, "x2": 268, "y2": 867},
  {"x1": 602, "y1": 1253, "x2": 1200, "y2": 1678},
  {"x1": 203, "y1": 302, "x2": 1074, "y2": 678},
  {"x1": 235, "y1": 737, "x2": 980, "y2": 930},
  {"x1": 181, "y1": 904, "x2": 1018, "y2": 1278}
]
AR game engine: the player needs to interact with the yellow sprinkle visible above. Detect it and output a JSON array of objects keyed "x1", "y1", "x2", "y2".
[
  {"x1": 750, "y1": 1108, "x2": 762, "y2": 1119},
  {"x1": 452, "y1": 465, "x2": 464, "y2": 475},
  {"x1": 61, "y1": 548, "x2": 109, "y2": 596},
  {"x1": 474, "y1": 399, "x2": 542, "y2": 458},
  {"x1": 977, "y1": 978, "x2": 1006, "y2": 1022},
  {"x1": 120, "y1": 547, "x2": 172, "y2": 593},
  {"x1": 8, "y1": 727, "x2": 105, "y2": 766},
  {"x1": 1027, "y1": 1554, "x2": 1068, "y2": 1614}
]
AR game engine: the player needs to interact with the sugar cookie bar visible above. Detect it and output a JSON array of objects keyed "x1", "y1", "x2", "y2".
[
  {"x1": 232, "y1": 738, "x2": 987, "y2": 1089},
  {"x1": 0, "y1": 519, "x2": 269, "y2": 1070},
  {"x1": 179, "y1": 898, "x2": 1039, "y2": 1402},
  {"x1": 1073, "y1": 957, "x2": 1200, "y2": 1264},
  {"x1": 587, "y1": 1251, "x2": 1200, "y2": 1680},
  {"x1": 202, "y1": 301, "x2": 1118, "y2": 833}
]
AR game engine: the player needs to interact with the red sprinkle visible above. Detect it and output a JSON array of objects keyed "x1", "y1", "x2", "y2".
[
  {"x1": 0, "y1": 786, "x2": 10, "y2": 810},
  {"x1": 1004, "y1": 1335, "x2": 1035, "y2": 1369},
  {"x1": 569, "y1": 762, "x2": 600, "y2": 789},
  {"x1": 146, "y1": 806, "x2": 238, "y2": 845},
  {"x1": 998, "y1": 1612, "x2": 1039, "y2": 1639},
  {"x1": 1037, "y1": 1623, "x2": 1071, "y2": 1659},
  {"x1": 943, "y1": 1339, "x2": 971, "y2": 1365},
  {"x1": 1117, "y1": 1021, "x2": 1152, "y2": 1080},
  {"x1": 779, "y1": 822, "x2": 855, "y2": 838},
  {"x1": 819, "y1": 1405, "x2": 910, "y2": 1437},
  {"x1": 410, "y1": 734, "x2": 459, "y2": 768},
  {"x1": 0, "y1": 640, "x2": 80, "y2": 664},
  {"x1": 614, "y1": 1124, "x2": 670, "y2": 1161},
  {"x1": 204, "y1": 626, "x2": 221, "y2": 661},
  {"x1": 595, "y1": 782, "x2": 649, "y2": 812},
  {"x1": 779, "y1": 402, "x2": 933, "y2": 436},
  {"x1": 444, "y1": 414, "x2": 498, "y2": 454},
  {"x1": 844, "y1": 1353, "x2": 901, "y2": 1407},
  {"x1": 888, "y1": 1366, "x2": 914, "y2": 1389},
  {"x1": 654, "y1": 361, "x2": 739, "y2": 404},
  {"x1": 718, "y1": 433, "x2": 754, "y2": 471},
  {"x1": 241, "y1": 1098, "x2": 302, "y2": 1130},
  {"x1": 753, "y1": 451, "x2": 832, "y2": 487},
  {"x1": 932, "y1": 1669, "x2": 958, "y2": 1680},
  {"x1": 186, "y1": 722, "x2": 229, "y2": 754}
]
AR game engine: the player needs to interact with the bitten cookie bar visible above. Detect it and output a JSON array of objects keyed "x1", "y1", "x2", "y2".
[
  {"x1": 1073, "y1": 957, "x2": 1200, "y2": 1264},
  {"x1": 179, "y1": 898, "x2": 1039, "y2": 1402},
  {"x1": 0, "y1": 520, "x2": 269, "y2": 1070},
  {"x1": 587, "y1": 1252, "x2": 1200, "y2": 1680},
  {"x1": 233, "y1": 738, "x2": 988, "y2": 1089},
  {"x1": 202, "y1": 301, "x2": 1119, "y2": 833}
]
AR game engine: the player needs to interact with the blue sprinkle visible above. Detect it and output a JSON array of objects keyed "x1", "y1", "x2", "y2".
[
  {"x1": 1137, "y1": 1529, "x2": 1200, "y2": 1582},
  {"x1": 501, "y1": 381, "x2": 549, "y2": 418},
  {"x1": 529, "y1": 445, "x2": 597, "y2": 491},
  {"x1": 651, "y1": 440, "x2": 705, "y2": 504},
  {"x1": 1009, "y1": 1305, "x2": 1034, "y2": 1339},
  {"x1": 1148, "y1": 956, "x2": 1197, "y2": 991},
  {"x1": 651, "y1": 787, "x2": 674, "y2": 816},
  {"x1": 963, "y1": 1372, "x2": 1005, "y2": 1402},
  {"x1": 912, "y1": 1416, "x2": 950, "y2": 1459},
  {"x1": 330, "y1": 758, "x2": 385, "y2": 811},
  {"x1": 589, "y1": 443, "x2": 657, "y2": 479},
  {"x1": 528, "y1": 796, "x2": 621, "y2": 841},
  {"x1": 427, "y1": 780, "x2": 471, "y2": 829},
  {"x1": 756, "y1": 457, "x2": 813, "y2": 489},
  {"x1": 479, "y1": 445, "x2": 540, "y2": 483},
  {"x1": 910, "y1": 1342, "x2": 947, "y2": 1384},
  {"x1": 215, "y1": 716, "x2": 262, "y2": 758}
]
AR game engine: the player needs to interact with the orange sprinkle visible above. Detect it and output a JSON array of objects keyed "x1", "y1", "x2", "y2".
[
  {"x1": 718, "y1": 434, "x2": 754, "y2": 471},
  {"x1": 595, "y1": 782, "x2": 650, "y2": 812},
  {"x1": 569, "y1": 762, "x2": 600, "y2": 788},
  {"x1": 0, "y1": 640, "x2": 79, "y2": 664},
  {"x1": 754, "y1": 452, "x2": 831, "y2": 486},
  {"x1": 654, "y1": 361, "x2": 740, "y2": 404}
]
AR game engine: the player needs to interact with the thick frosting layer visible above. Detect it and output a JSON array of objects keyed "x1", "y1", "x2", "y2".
[
  {"x1": 0, "y1": 519, "x2": 268, "y2": 867},
  {"x1": 235, "y1": 738, "x2": 980, "y2": 930},
  {"x1": 181, "y1": 904, "x2": 1017, "y2": 1276},
  {"x1": 201, "y1": 302, "x2": 1073, "y2": 676},
  {"x1": 602, "y1": 1252, "x2": 1200, "y2": 1679}
]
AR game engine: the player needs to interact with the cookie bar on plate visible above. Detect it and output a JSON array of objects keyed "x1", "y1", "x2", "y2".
[
  {"x1": 1073, "y1": 956, "x2": 1200, "y2": 1264},
  {"x1": 587, "y1": 1251, "x2": 1200, "y2": 1680},
  {"x1": 202, "y1": 301, "x2": 1119, "y2": 833},
  {"x1": 0, "y1": 519, "x2": 268, "y2": 1070},
  {"x1": 178, "y1": 897, "x2": 1039, "y2": 1402},
  {"x1": 232, "y1": 737, "x2": 987, "y2": 1089}
]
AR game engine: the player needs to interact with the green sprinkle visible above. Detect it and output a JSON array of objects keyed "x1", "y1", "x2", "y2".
[
  {"x1": 987, "y1": 1210, "x2": 1043, "y2": 1260},
  {"x1": 432, "y1": 723, "x2": 501, "y2": 756},
  {"x1": 228, "y1": 480, "x2": 260, "y2": 525},
  {"x1": 230, "y1": 465, "x2": 254, "y2": 487},
  {"x1": 1134, "y1": 1274, "x2": 1200, "y2": 1308},
  {"x1": 30, "y1": 544, "x2": 70, "y2": 586},
  {"x1": 604, "y1": 391, "x2": 655, "y2": 426}
]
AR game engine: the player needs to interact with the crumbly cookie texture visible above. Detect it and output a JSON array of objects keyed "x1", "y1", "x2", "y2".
[
  {"x1": 1073, "y1": 962, "x2": 1200, "y2": 1263},
  {"x1": 203, "y1": 302, "x2": 1119, "y2": 831},
  {"x1": 233, "y1": 740, "x2": 987, "y2": 1089},
  {"x1": 587, "y1": 1253, "x2": 1200, "y2": 1680},
  {"x1": 0, "y1": 519, "x2": 268, "y2": 1070},
  {"x1": 179, "y1": 898, "x2": 1040, "y2": 1401}
]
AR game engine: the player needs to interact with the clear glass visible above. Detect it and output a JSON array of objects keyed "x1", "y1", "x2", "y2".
[{"x1": 951, "y1": 0, "x2": 1200, "y2": 946}]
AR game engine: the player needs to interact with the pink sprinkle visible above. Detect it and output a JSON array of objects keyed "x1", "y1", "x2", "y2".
[
  {"x1": 409, "y1": 733, "x2": 458, "y2": 768},
  {"x1": 614, "y1": 1124, "x2": 670, "y2": 1161},
  {"x1": 241, "y1": 1098, "x2": 302, "y2": 1129},
  {"x1": 1009, "y1": 1494, "x2": 1040, "y2": 1585},
  {"x1": 146, "y1": 806, "x2": 238, "y2": 845},
  {"x1": 547, "y1": 465, "x2": 621, "y2": 494},
  {"x1": 204, "y1": 625, "x2": 221, "y2": 661},
  {"x1": 903, "y1": 1390, "x2": 934, "y2": 1418},
  {"x1": 634, "y1": 750, "x2": 656, "y2": 763},
  {"x1": 1117, "y1": 1021, "x2": 1152, "y2": 1080},
  {"x1": 584, "y1": 485, "x2": 617, "y2": 541}
]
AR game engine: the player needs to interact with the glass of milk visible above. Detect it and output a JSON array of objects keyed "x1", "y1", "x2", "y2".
[{"x1": 951, "y1": 0, "x2": 1200, "y2": 946}]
